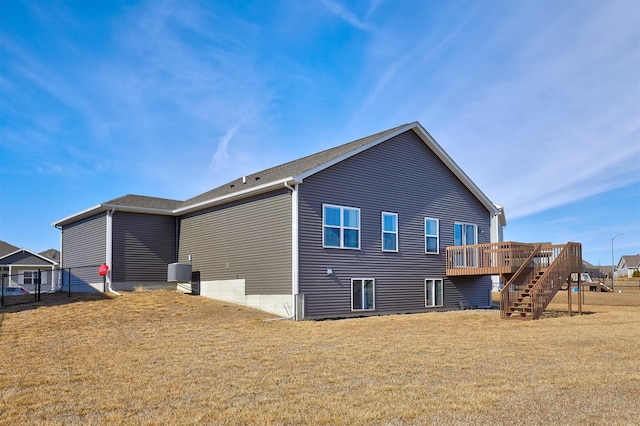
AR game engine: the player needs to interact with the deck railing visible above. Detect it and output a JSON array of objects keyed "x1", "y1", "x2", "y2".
[
  {"x1": 500, "y1": 244, "x2": 555, "y2": 318},
  {"x1": 445, "y1": 242, "x2": 539, "y2": 276},
  {"x1": 500, "y1": 242, "x2": 582, "y2": 319},
  {"x1": 528, "y1": 243, "x2": 582, "y2": 319}
]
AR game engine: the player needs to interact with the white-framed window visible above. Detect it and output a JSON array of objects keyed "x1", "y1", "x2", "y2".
[
  {"x1": 323, "y1": 204, "x2": 360, "y2": 249},
  {"x1": 425, "y1": 278, "x2": 443, "y2": 307},
  {"x1": 22, "y1": 271, "x2": 37, "y2": 285},
  {"x1": 424, "y1": 218, "x2": 439, "y2": 254},
  {"x1": 352, "y1": 278, "x2": 375, "y2": 311},
  {"x1": 381, "y1": 212, "x2": 398, "y2": 252},
  {"x1": 454, "y1": 222, "x2": 478, "y2": 267},
  {"x1": 454, "y1": 222, "x2": 477, "y2": 246}
]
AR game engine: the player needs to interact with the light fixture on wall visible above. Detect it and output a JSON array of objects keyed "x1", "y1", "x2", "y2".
[{"x1": 326, "y1": 268, "x2": 333, "y2": 276}]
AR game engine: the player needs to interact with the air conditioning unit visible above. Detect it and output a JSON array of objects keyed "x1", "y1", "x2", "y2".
[{"x1": 167, "y1": 263, "x2": 192, "y2": 283}]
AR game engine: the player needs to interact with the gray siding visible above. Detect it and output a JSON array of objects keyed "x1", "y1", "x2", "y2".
[
  {"x1": 112, "y1": 212, "x2": 177, "y2": 282},
  {"x1": 61, "y1": 213, "x2": 107, "y2": 290},
  {"x1": 178, "y1": 190, "x2": 292, "y2": 295},
  {"x1": 298, "y1": 130, "x2": 492, "y2": 319},
  {"x1": 62, "y1": 213, "x2": 107, "y2": 268}
]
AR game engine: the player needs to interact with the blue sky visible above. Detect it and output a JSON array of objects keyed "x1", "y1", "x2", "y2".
[{"x1": 1, "y1": 0, "x2": 639, "y2": 266}]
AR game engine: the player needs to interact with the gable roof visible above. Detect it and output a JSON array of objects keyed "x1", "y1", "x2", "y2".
[
  {"x1": 0, "y1": 247, "x2": 59, "y2": 266},
  {"x1": 53, "y1": 194, "x2": 183, "y2": 227},
  {"x1": 176, "y1": 121, "x2": 499, "y2": 217},
  {"x1": 104, "y1": 194, "x2": 183, "y2": 211},
  {"x1": 176, "y1": 123, "x2": 411, "y2": 213},
  {"x1": 54, "y1": 121, "x2": 501, "y2": 225},
  {"x1": 619, "y1": 255, "x2": 640, "y2": 268},
  {"x1": 39, "y1": 248, "x2": 61, "y2": 262},
  {"x1": 0, "y1": 241, "x2": 20, "y2": 257}
]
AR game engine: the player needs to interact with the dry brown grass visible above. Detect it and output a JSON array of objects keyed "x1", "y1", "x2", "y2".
[{"x1": 2, "y1": 289, "x2": 639, "y2": 425}]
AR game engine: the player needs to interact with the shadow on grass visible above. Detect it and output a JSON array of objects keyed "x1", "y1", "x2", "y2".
[
  {"x1": 0, "y1": 292, "x2": 113, "y2": 314},
  {"x1": 540, "y1": 309, "x2": 597, "y2": 319}
]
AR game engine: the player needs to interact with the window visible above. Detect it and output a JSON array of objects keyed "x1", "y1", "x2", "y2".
[
  {"x1": 454, "y1": 223, "x2": 477, "y2": 246},
  {"x1": 323, "y1": 204, "x2": 360, "y2": 249},
  {"x1": 454, "y1": 222, "x2": 478, "y2": 267},
  {"x1": 22, "y1": 271, "x2": 37, "y2": 285},
  {"x1": 381, "y1": 212, "x2": 398, "y2": 252},
  {"x1": 425, "y1": 279, "x2": 443, "y2": 307},
  {"x1": 424, "y1": 218, "x2": 439, "y2": 254},
  {"x1": 352, "y1": 278, "x2": 375, "y2": 310}
]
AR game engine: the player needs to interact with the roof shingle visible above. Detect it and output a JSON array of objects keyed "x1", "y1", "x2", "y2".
[{"x1": 179, "y1": 123, "x2": 410, "y2": 209}]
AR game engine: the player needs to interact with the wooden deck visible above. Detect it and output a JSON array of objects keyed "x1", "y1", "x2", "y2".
[
  {"x1": 445, "y1": 242, "x2": 543, "y2": 276},
  {"x1": 446, "y1": 242, "x2": 583, "y2": 320}
]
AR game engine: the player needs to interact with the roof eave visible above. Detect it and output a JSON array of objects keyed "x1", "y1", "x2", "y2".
[
  {"x1": 294, "y1": 122, "x2": 416, "y2": 182},
  {"x1": 101, "y1": 204, "x2": 175, "y2": 216},
  {"x1": 296, "y1": 121, "x2": 500, "y2": 217},
  {"x1": 411, "y1": 122, "x2": 499, "y2": 216},
  {"x1": 52, "y1": 204, "x2": 105, "y2": 228},
  {"x1": 0, "y1": 248, "x2": 59, "y2": 265},
  {"x1": 175, "y1": 177, "x2": 300, "y2": 215},
  {"x1": 53, "y1": 203, "x2": 175, "y2": 228}
]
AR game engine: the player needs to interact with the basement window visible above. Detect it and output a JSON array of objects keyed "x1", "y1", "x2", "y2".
[
  {"x1": 352, "y1": 278, "x2": 375, "y2": 311},
  {"x1": 425, "y1": 278, "x2": 443, "y2": 307}
]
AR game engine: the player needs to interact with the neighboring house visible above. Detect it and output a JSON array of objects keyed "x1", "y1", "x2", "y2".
[
  {"x1": 583, "y1": 260, "x2": 608, "y2": 279},
  {"x1": 0, "y1": 241, "x2": 60, "y2": 292},
  {"x1": 616, "y1": 255, "x2": 640, "y2": 278},
  {"x1": 53, "y1": 122, "x2": 506, "y2": 319}
]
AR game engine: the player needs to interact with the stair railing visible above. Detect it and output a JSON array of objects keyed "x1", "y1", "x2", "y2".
[
  {"x1": 500, "y1": 244, "x2": 542, "y2": 318},
  {"x1": 529, "y1": 243, "x2": 582, "y2": 319}
]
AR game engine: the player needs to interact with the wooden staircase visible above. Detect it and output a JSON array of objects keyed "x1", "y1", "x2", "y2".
[
  {"x1": 504, "y1": 271, "x2": 545, "y2": 318},
  {"x1": 500, "y1": 242, "x2": 582, "y2": 320},
  {"x1": 445, "y1": 241, "x2": 583, "y2": 320}
]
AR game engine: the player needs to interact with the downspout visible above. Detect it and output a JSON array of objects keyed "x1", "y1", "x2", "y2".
[
  {"x1": 55, "y1": 224, "x2": 63, "y2": 292},
  {"x1": 105, "y1": 208, "x2": 121, "y2": 296},
  {"x1": 286, "y1": 181, "x2": 299, "y2": 320}
]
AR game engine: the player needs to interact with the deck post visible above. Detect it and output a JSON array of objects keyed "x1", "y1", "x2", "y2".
[
  {"x1": 578, "y1": 274, "x2": 582, "y2": 316},
  {"x1": 567, "y1": 278, "x2": 572, "y2": 317}
]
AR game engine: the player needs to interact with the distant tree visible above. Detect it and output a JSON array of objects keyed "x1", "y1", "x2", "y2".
[{"x1": 632, "y1": 270, "x2": 640, "y2": 278}]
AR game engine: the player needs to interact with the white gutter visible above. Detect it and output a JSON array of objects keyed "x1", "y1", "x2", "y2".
[
  {"x1": 175, "y1": 177, "x2": 301, "y2": 215},
  {"x1": 101, "y1": 204, "x2": 174, "y2": 216},
  {"x1": 52, "y1": 204, "x2": 102, "y2": 227},
  {"x1": 53, "y1": 203, "x2": 174, "y2": 228}
]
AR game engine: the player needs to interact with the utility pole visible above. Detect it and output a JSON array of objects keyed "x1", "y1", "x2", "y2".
[{"x1": 611, "y1": 233, "x2": 623, "y2": 291}]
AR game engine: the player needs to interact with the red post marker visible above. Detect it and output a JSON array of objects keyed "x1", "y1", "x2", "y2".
[{"x1": 99, "y1": 263, "x2": 109, "y2": 276}]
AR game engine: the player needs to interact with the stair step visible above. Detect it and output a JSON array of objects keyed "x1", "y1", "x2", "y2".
[{"x1": 506, "y1": 311, "x2": 530, "y2": 318}]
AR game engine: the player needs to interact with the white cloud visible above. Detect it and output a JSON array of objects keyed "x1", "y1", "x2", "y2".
[
  {"x1": 211, "y1": 125, "x2": 240, "y2": 167},
  {"x1": 318, "y1": 0, "x2": 373, "y2": 30},
  {"x1": 321, "y1": 1, "x2": 639, "y2": 225}
]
